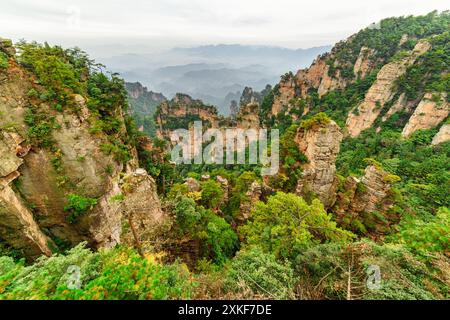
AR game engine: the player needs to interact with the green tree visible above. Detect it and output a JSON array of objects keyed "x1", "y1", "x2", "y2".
[
  {"x1": 240, "y1": 192, "x2": 354, "y2": 260},
  {"x1": 225, "y1": 247, "x2": 296, "y2": 299},
  {"x1": 200, "y1": 180, "x2": 224, "y2": 209}
]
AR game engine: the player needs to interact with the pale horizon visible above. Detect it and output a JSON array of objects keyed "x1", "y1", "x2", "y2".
[{"x1": 0, "y1": 0, "x2": 448, "y2": 56}]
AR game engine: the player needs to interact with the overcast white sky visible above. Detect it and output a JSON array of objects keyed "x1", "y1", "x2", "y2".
[{"x1": 0, "y1": 0, "x2": 448, "y2": 53}]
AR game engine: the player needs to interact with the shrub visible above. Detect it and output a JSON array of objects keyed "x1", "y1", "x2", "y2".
[
  {"x1": 200, "y1": 180, "x2": 224, "y2": 209},
  {"x1": 0, "y1": 52, "x2": 8, "y2": 69},
  {"x1": 64, "y1": 194, "x2": 98, "y2": 223},
  {"x1": 299, "y1": 112, "x2": 331, "y2": 130},
  {"x1": 240, "y1": 192, "x2": 354, "y2": 260},
  {"x1": 0, "y1": 244, "x2": 195, "y2": 300},
  {"x1": 172, "y1": 197, "x2": 237, "y2": 264},
  {"x1": 225, "y1": 247, "x2": 296, "y2": 299}
]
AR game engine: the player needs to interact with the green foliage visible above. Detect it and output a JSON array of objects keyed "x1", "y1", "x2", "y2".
[
  {"x1": 299, "y1": 112, "x2": 331, "y2": 130},
  {"x1": 100, "y1": 141, "x2": 132, "y2": 163},
  {"x1": 17, "y1": 42, "x2": 92, "y2": 105},
  {"x1": 307, "y1": 72, "x2": 378, "y2": 127},
  {"x1": 172, "y1": 196, "x2": 202, "y2": 232},
  {"x1": 0, "y1": 52, "x2": 9, "y2": 69},
  {"x1": 167, "y1": 183, "x2": 190, "y2": 199},
  {"x1": 202, "y1": 210, "x2": 238, "y2": 264},
  {"x1": 24, "y1": 107, "x2": 56, "y2": 149},
  {"x1": 200, "y1": 180, "x2": 224, "y2": 209},
  {"x1": 328, "y1": 11, "x2": 449, "y2": 79},
  {"x1": 0, "y1": 244, "x2": 194, "y2": 300},
  {"x1": 172, "y1": 197, "x2": 238, "y2": 264},
  {"x1": 240, "y1": 192, "x2": 355, "y2": 260},
  {"x1": 0, "y1": 243, "x2": 99, "y2": 299},
  {"x1": 57, "y1": 247, "x2": 193, "y2": 300},
  {"x1": 225, "y1": 171, "x2": 260, "y2": 217},
  {"x1": 278, "y1": 125, "x2": 306, "y2": 191},
  {"x1": 224, "y1": 247, "x2": 296, "y2": 299},
  {"x1": 390, "y1": 207, "x2": 450, "y2": 255},
  {"x1": 64, "y1": 194, "x2": 98, "y2": 223},
  {"x1": 397, "y1": 32, "x2": 450, "y2": 101},
  {"x1": 337, "y1": 128, "x2": 450, "y2": 217},
  {"x1": 296, "y1": 241, "x2": 449, "y2": 300},
  {"x1": 260, "y1": 84, "x2": 279, "y2": 124}
]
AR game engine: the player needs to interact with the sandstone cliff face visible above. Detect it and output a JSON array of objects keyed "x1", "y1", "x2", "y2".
[
  {"x1": 271, "y1": 50, "x2": 351, "y2": 117},
  {"x1": 240, "y1": 85, "x2": 271, "y2": 107},
  {"x1": 381, "y1": 93, "x2": 408, "y2": 122},
  {"x1": 295, "y1": 120, "x2": 343, "y2": 208},
  {"x1": 317, "y1": 65, "x2": 347, "y2": 97},
  {"x1": 353, "y1": 46, "x2": 376, "y2": 79},
  {"x1": 432, "y1": 124, "x2": 450, "y2": 145},
  {"x1": 333, "y1": 165, "x2": 398, "y2": 234},
  {"x1": 0, "y1": 131, "x2": 52, "y2": 258},
  {"x1": 402, "y1": 93, "x2": 449, "y2": 137},
  {"x1": 0, "y1": 42, "x2": 165, "y2": 258},
  {"x1": 125, "y1": 82, "x2": 166, "y2": 103},
  {"x1": 271, "y1": 76, "x2": 297, "y2": 116},
  {"x1": 236, "y1": 103, "x2": 260, "y2": 129},
  {"x1": 238, "y1": 181, "x2": 262, "y2": 224},
  {"x1": 346, "y1": 40, "x2": 431, "y2": 137},
  {"x1": 156, "y1": 93, "x2": 220, "y2": 138}
]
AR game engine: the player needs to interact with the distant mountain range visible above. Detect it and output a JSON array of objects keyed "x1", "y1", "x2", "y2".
[{"x1": 100, "y1": 44, "x2": 331, "y2": 114}]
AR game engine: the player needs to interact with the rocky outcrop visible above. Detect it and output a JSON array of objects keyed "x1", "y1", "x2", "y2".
[
  {"x1": 0, "y1": 38, "x2": 15, "y2": 57},
  {"x1": 126, "y1": 82, "x2": 166, "y2": 103},
  {"x1": 402, "y1": 93, "x2": 449, "y2": 137},
  {"x1": 317, "y1": 65, "x2": 347, "y2": 97},
  {"x1": 346, "y1": 40, "x2": 431, "y2": 137},
  {"x1": 0, "y1": 130, "x2": 52, "y2": 259},
  {"x1": 432, "y1": 124, "x2": 450, "y2": 145},
  {"x1": 216, "y1": 175, "x2": 229, "y2": 202},
  {"x1": 156, "y1": 93, "x2": 220, "y2": 138},
  {"x1": 353, "y1": 46, "x2": 375, "y2": 79},
  {"x1": 271, "y1": 75, "x2": 297, "y2": 116},
  {"x1": 240, "y1": 85, "x2": 271, "y2": 107},
  {"x1": 271, "y1": 43, "x2": 357, "y2": 117},
  {"x1": 0, "y1": 42, "x2": 165, "y2": 258},
  {"x1": 381, "y1": 93, "x2": 408, "y2": 122},
  {"x1": 333, "y1": 165, "x2": 399, "y2": 234},
  {"x1": 295, "y1": 119, "x2": 343, "y2": 208},
  {"x1": 185, "y1": 177, "x2": 201, "y2": 192},
  {"x1": 238, "y1": 181, "x2": 262, "y2": 224},
  {"x1": 236, "y1": 103, "x2": 260, "y2": 129}
]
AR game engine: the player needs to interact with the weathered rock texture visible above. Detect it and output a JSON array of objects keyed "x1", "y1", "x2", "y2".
[
  {"x1": 333, "y1": 165, "x2": 398, "y2": 234},
  {"x1": 271, "y1": 41, "x2": 357, "y2": 117},
  {"x1": 0, "y1": 131, "x2": 52, "y2": 259},
  {"x1": 0, "y1": 44, "x2": 165, "y2": 259},
  {"x1": 238, "y1": 181, "x2": 262, "y2": 224},
  {"x1": 432, "y1": 124, "x2": 450, "y2": 145},
  {"x1": 236, "y1": 102, "x2": 260, "y2": 129},
  {"x1": 155, "y1": 93, "x2": 220, "y2": 139},
  {"x1": 402, "y1": 92, "x2": 449, "y2": 137},
  {"x1": 354, "y1": 46, "x2": 376, "y2": 79},
  {"x1": 271, "y1": 75, "x2": 298, "y2": 116},
  {"x1": 126, "y1": 82, "x2": 166, "y2": 102},
  {"x1": 346, "y1": 40, "x2": 431, "y2": 137},
  {"x1": 295, "y1": 120, "x2": 343, "y2": 208}
]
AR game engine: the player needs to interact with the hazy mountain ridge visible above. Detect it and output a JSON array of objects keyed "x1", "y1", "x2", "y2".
[{"x1": 101, "y1": 44, "x2": 331, "y2": 114}]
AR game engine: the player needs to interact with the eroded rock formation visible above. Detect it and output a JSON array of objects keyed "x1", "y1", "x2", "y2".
[
  {"x1": 333, "y1": 165, "x2": 399, "y2": 235},
  {"x1": 346, "y1": 40, "x2": 431, "y2": 137},
  {"x1": 432, "y1": 124, "x2": 450, "y2": 145},
  {"x1": 402, "y1": 92, "x2": 449, "y2": 137},
  {"x1": 354, "y1": 46, "x2": 376, "y2": 79},
  {"x1": 295, "y1": 120, "x2": 343, "y2": 208},
  {"x1": 238, "y1": 181, "x2": 262, "y2": 224},
  {"x1": 0, "y1": 42, "x2": 165, "y2": 258}
]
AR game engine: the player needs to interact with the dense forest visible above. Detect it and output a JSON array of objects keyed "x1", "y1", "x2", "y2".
[{"x1": 0, "y1": 11, "x2": 449, "y2": 300}]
